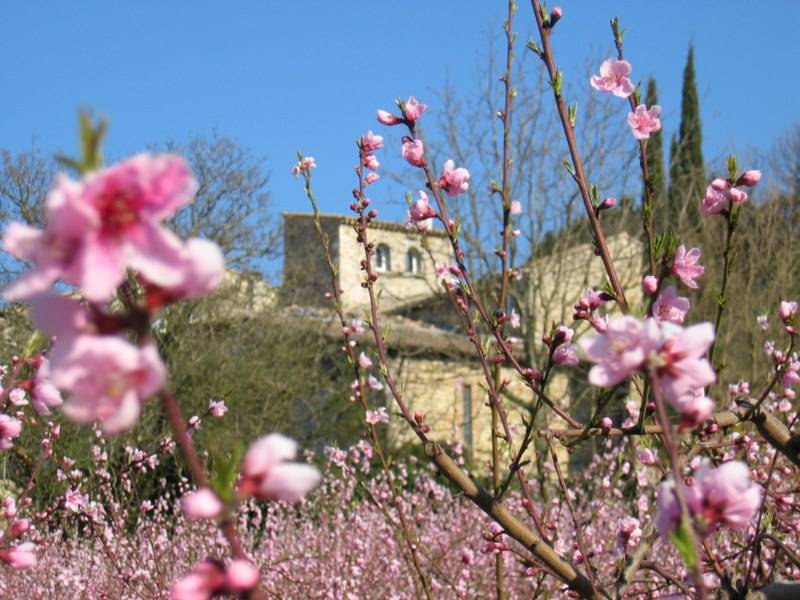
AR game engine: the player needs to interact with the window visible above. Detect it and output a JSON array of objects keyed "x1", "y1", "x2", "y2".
[
  {"x1": 406, "y1": 248, "x2": 422, "y2": 274},
  {"x1": 375, "y1": 244, "x2": 391, "y2": 272}
]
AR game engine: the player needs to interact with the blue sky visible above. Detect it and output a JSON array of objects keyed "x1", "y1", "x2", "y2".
[{"x1": 1, "y1": 1, "x2": 798, "y2": 257}]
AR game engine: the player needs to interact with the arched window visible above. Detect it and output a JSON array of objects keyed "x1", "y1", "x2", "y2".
[
  {"x1": 406, "y1": 248, "x2": 422, "y2": 274},
  {"x1": 375, "y1": 244, "x2": 391, "y2": 272}
]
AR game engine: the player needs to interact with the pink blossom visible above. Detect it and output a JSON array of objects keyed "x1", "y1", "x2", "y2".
[
  {"x1": 652, "y1": 285, "x2": 690, "y2": 324},
  {"x1": 0, "y1": 415, "x2": 22, "y2": 450},
  {"x1": 50, "y1": 336, "x2": 166, "y2": 434},
  {"x1": 7, "y1": 390, "x2": 26, "y2": 410},
  {"x1": 155, "y1": 238, "x2": 225, "y2": 301},
  {"x1": 365, "y1": 172, "x2": 380, "y2": 185},
  {"x1": 401, "y1": 137, "x2": 425, "y2": 167},
  {"x1": 363, "y1": 154, "x2": 380, "y2": 171},
  {"x1": 208, "y1": 399, "x2": 227, "y2": 417},
  {"x1": 590, "y1": 59, "x2": 635, "y2": 98},
  {"x1": 291, "y1": 156, "x2": 316, "y2": 177},
  {"x1": 728, "y1": 187, "x2": 748, "y2": 204},
  {"x1": 358, "y1": 352, "x2": 373, "y2": 369},
  {"x1": 737, "y1": 170, "x2": 761, "y2": 186},
  {"x1": 439, "y1": 160, "x2": 470, "y2": 196},
  {"x1": 365, "y1": 407, "x2": 389, "y2": 425},
  {"x1": 653, "y1": 323, "x2": 716, "y2": 403},
  {"x1": 29, "y1": 358, "x2": 64, "y2": 414},
  {"x1": 778, "y1": 300, "x2": 798, "y2": 321},
  {"x1": 637, "y1": 449, "x2": 656, "y2": 465},
  {"x1": 555, "y1": 325, "x2": 574, "y2": 344},
  {"x1": 670, "y1": 388, "x2": 714, "y2": 428},
  {"x1": 671, "y1": 245, "x2": 704, "y2": 289},
  {"x1": 579, "y1": 316, "x2": 661, "y2": 387},
  {"x1": 376, "y1": 109, "x2": 402, "y2": 126},
  {"x1": 171, "y1": 559, "x2": 226, "y2": 600},
  {"x1": 0, "y1": 542, "x2": 36, "y2": 569},
  {"x1": 627, "y1": 104, "x2": 661, "y2": 140},
  {"x1": 8, "y1": 518, "x2": 30, "y2": 539},
  {"x1": 783, "y1": 360, "x2": 800, "y2": 388},
  {"x1": 642, "y1": 275, "x2": 658, "y2": 295},
  {"x1": 600, "y1": 197, "x2": 617, "y2": 210},
  {"x1": 407, "y1": 190, "x2": 437, "y2": 223},
  {"x1": 361, "y1": 131, "x2": 384, "y2": 153},
  {"x1": 366, "y1": 375, "x2": 384, "y2": 391},
  {"x1": 616, "y1": 516, "x2": 642, "y2": 554},
  {"x1": 686, "y1": 460, "x2": 762, "y2": 533},
  {"x1": 600, "y1": 417, "x2": 613, "y2": 429},
  {"x1": 402, "y1": 96, "x2": 428, "y2": 121},
  {"x1": 510, "y1": 200, "x2": 522, "y2": 215},
  {"x1": 757, "y1": 314, "x2": 768, "y2": 330},
  {"x1": 64, "y1": 488, "x2": 88, "y2": 512},
  {"x1": 702, "y1": 185, "x2": 728, "y2": 214},
  {"x1": 225, "y1": 560, "x2": 260, "y2": 593},
  {"x1": 240, "y1": 433, "x2": 321, "y2": 501},
  {"x1": 509, "y1": 309, "x2": 521, "y2": 329},
  {"x1": 4, "y1": 154, "x2": 196, "y2": 302},
  {"x1": 181, "y1": 488, "x2": 224, "y2": 521},
  {"x1": 553, "y1": 343, "x2": 579, "y2": 366}
]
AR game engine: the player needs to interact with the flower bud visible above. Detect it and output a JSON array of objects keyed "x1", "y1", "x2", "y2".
[
  {"x1": 642, "y1": 275, "x2": 658, "y2": 295},
  {"x1": 736, "y1": 170, "x2": 762, "y2": 187}
]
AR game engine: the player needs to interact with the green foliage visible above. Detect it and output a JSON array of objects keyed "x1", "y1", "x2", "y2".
[{"x1": 668, "y1": 46, "x2": 706, "y2": 236}]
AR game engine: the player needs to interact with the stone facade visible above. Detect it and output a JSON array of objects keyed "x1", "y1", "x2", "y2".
[
  {"x1": 281, "y1": 212, "x2": 643, "y2": 464},
  {"x1": 281, "y1": 212, "x2": 452, "y2": 312}
]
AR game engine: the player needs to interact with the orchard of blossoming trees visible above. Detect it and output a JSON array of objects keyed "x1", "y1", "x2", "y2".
[{"x1": 1, "y1": 1, "x2": 799, "y2": 599}]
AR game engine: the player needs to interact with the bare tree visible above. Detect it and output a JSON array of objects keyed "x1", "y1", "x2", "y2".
[{"x1": 163, "y1": 132, "x2": 278, "y2": 273}]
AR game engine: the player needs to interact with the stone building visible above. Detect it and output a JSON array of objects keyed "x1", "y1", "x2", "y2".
[{"x1": 280, "y1": 212, "x2": 643, "y2": 463}]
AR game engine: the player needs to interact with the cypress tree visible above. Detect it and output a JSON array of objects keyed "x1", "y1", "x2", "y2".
[{"x1": 668, "y1": 45, "x2": 705, "y2": 233}]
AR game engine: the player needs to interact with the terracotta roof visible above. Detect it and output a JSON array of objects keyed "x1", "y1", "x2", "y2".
[
  {"x1": 281, "y1": 304, "x2": 476, "y2": 358},
  {"x1": 283, "y1": 212, "x2": 449, "y2": 237}
]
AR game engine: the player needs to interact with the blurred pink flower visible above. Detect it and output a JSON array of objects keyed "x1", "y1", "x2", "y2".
[
  {"x1": 642, "y1": 275, "x2": 658, "y2": 295},
  {"x1": 553, "y1": 343, "x2": 579, "y2": 366},
  {"x1": 401, "y1": 137, "x2": 425, "y2": 167},
  {"x1": 670, "y1": 388, "x2": 714, "y2": 428},
  {"x1": 737, "y1": 170, "x2": 761, "y2": 186},
  {"x1": 671, "y1": 245, "x2": 704, "y2": 289},
  {"x1": 365, "y1": 407, "x2": 389, "y2": 425},
  {"x1": 360, "y1": 131, "x2": 383, "y2": 153},
  {"x1": 652, "y1": 285, "x2": 690, "y2": 324},
  {"x1": 627, "y1": 104, "x2": 661, "y2": 140},
  {"x1": 225, "y1": 560, "x2": 260, "y2": 593},
  {"x1": 439, "y1": 160, "x2": 470, "y2": 196},
  {"x1": 358, "y1": 352, "x2": 373, "y2": 369},
  {"x1": 778, "y1": 300, "x2": 797, "y2": 321},
  {"x1": 240, "y1": 433, "x2": 320, "y2": 502},
  {"x1": 0, "y1": 542, "x2": 36, "y2": 569},
  {"x1": 510, "y1": 200, "x2": 522, "y2": 215},
  {"x1": 590, "y1": 59, "x2": 634, "y2": 98},
  {"x1": 579, "y1": 316, "x2": 661, "y2": 387},
  {"x1": 181, "y1": 488, "x2": 224, "y2": 521},
  {"x1": 653, "y1": 322, "x2": 716, "y2": 403},
  {"x1": 687, "y1": 460, "x2": 762, "y2": 532},
  {"x1": 407, "y1": 190, "x2": 436, "y2": 223},
  {"x1": 4, "y1": 154, "x2": 196, "y2": 302},
  {"x1": 0, "y1": 414, "x2": 22, "y2": 450},
  {"x1": 376, "y1": 109, "x2": 402, "y2": 126},
  {"x1": 51, "y1": 336, "x2": 166, "y2": 434},
  {"x1": 403, "y1": 96, "x2": 428, "y2": 121}
]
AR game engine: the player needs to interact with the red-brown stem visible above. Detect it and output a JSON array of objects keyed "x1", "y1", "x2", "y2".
[
  {"x1": 647, "y1": 373, "x2": 705, "y2": 599},
  {"x1": 528, "y1": 0, "x2": 629, "y2": 312},
  {"x1": 299, "y1": 163, "x2": 433, "y2": 600},
  {"x1": 160, "y1": 389, "x2": 266, "y2": 600},
  {"x1": 610, "y1": 18, "x2": 657, "y2": 277},
  {"x1": 492, "y1": 6, "x2": 516, "y2": 596}
]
